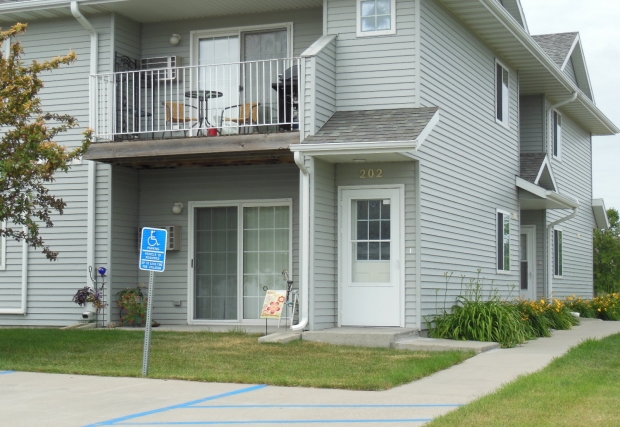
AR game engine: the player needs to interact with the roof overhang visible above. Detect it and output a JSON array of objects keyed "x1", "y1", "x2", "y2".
[
  {"x1": 290, "y1": 109, "x2": 439, "y2": 163},
  {"x1": 592, "y1": 198, "x2": 610, "y2": 229},
  {"x1": 517, "y1": 176, "x2": 580, "y2": 210},
  {"x1": 437, "y1": 0, "x2": 618, "y2": 136},
  {"x1": 0, "y1": 0, "x2": 323, "y2": 23}
]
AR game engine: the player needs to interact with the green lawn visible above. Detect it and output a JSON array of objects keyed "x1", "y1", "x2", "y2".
[
  {"x1": 428, "y1": 333, "x2": 620, "y2": 426},
  {"x1": 0, "y1": 329, "x2": 473, "y2": 391}
]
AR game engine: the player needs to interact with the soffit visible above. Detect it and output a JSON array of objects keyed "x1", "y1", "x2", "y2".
[
  {"x1": 0, "y1": 0, "x2": 323, "y2": 23},
  {"x1": 436, "y1": 0, "x2": 617, "y2": 136}
]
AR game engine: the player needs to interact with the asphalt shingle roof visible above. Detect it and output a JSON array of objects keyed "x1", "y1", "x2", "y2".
[
  {"x1": 520, "y1": 153, "x2": 547, "y2": 183},
  {"x1": 303, "y1": 107, "x2": 439, "y2": 144},
  {"x1": 532, "y1": 32, "x2": 578, "y2": 68}
]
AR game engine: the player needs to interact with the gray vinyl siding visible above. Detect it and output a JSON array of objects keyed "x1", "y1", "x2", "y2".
[
  {"x1": 418, "y1": 0, "x2": 520, "y2": 324},
  {"x1": 563, "y1": 57, "x2": 578, "y2": 87},
  {"x1": 335, "y1": 162, "x2": 418, "y2": 328},
  {"x1": 110, "y1": 167, "x2": 140, "y2": 323},
  {"x1": 140, "y1": 8, "x2": 323, "y2": 61},
  {"x1": 122, "y1": 165, "x2": 301, "y2": 325},
  {"x1": 326, "y1": 0, "x2": 417, "y2": 110},
  {"x1": 0, "y1": 16, "x2": 114, "y2": 325},
  {"x1": 303, "y1": 36, "x2": 337, "y2": 138},
  {"x1": 547, "y1": 107, "x2": 595, "y2": 298},
  {"x1": 311, "y1": 159, "x2": 337, "y2": 330},
  {"x1": 521, "y1": 210, "x2": 546, "y2": 299},
  {"x1": 520, "y1": 95, "x2": 545, "y2": 153},
  {"x1": 114, "y1": 14, "x2": 141, "y2": 62}
]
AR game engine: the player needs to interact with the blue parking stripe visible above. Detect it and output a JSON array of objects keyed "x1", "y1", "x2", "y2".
[
  {"x1": 189, "y1": 404, "x2": 461, "y2": 409},
  {"x1": 0, "y1": 371, "x2": 16, "y2": 375},
  {"x1": 85, "y1": 385, "x2": 267, "y2": 427},
  {"x1": 115, "y1": 420, "x2": 433, "y2": 425}
]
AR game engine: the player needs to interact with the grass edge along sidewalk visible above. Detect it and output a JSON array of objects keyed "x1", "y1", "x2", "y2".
[
  {"x1": 427, "y1": 332, "x2": 620, "y2": 427},
  {"x1": 0, "y1": 329, "x2": 473, "y2": 391}
]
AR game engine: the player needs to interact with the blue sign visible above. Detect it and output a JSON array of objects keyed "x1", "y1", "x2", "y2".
[{"x1": 140, "y1": 227, "x2": 168, "y2": 272}]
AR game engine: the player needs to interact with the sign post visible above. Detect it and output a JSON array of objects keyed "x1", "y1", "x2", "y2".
[{"x1": 139, "y1": 227, "x2": 168, "y2": 377}]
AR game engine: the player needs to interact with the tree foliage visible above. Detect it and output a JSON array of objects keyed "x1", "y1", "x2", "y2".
[
  {"x1": 0, "y1": 23, "x2": 91, "y2": 260},
  {"x1": 594, "y1": 208, "x2": 620, "y2": 294}
]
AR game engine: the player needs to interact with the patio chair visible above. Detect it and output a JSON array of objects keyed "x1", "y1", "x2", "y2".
[
  {"x1": 220, "y1": 102, "x2": 261, "y2": 134},
  {"x1": 163, "y1": 102, "x2": 198, "y2": 138}
]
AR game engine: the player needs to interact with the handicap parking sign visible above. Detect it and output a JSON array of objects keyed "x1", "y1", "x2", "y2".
[{"x1": 140, "y1": 227, "x2": 168, "y2": 272}]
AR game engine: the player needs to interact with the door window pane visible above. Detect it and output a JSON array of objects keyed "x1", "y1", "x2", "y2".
[
  {"x1": 243, "y1": 206, "x2": 289, "y2": 319},
  {"x1": 352, "y1": 199, "x2": 391, "y2": 283},
  {"x1": 195, "y1": 207, "x2": 238, "y2": 320}
]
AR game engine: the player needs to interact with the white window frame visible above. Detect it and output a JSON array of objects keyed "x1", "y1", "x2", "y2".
[
  {"x1": 0, "y1": 221, "x2": 6, "y2": 271},
  {"x1": 496, "y1": 209, "x2": 511, "y2": 274},
  {"x1": 554, "y1": 227, "x2": 563, "y2": 278},
  {"x1": 356, "y1": 0, "x2": 397, "y2": 37},
  {"x1": 552, "y1": 110, "x2": 562, "y2": 160},
  {"x1": 187, "y1": 199, "x2": 294, "y2": 325},
  {"x1": 495, "y1": 59, "x2": 510, "y2": 129}
]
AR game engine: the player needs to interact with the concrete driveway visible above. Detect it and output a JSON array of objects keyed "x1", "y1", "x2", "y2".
[{"x1": 1, "y1": 319, "x2": 619, "y2": 427}]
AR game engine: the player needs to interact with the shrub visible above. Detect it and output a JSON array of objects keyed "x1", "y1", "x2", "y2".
[
  {"x1": 565, "y1": 296, "x2": 597, "y2": 318},
  {"x1": 590, "y1": 293, "x2": 620, "y2": 321},
  {"x1": 541, "y1": 298, "x2": 579, "y2": 330},
  {"x1": 513, "y1": 299, "x2": 552, "y2": 338},
  {"x1": 426, "y1": 275, "x2": 529, "y2": 348}
]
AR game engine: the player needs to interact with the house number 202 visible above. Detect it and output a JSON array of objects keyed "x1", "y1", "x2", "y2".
[{"x1": 359, "y1": 169, "x2": 383, "y2": 179}]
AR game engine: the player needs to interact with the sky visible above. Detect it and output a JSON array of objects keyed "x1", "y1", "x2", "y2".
[{"x1": 520, "y1": 0, "x2": 620, "y2": 211}]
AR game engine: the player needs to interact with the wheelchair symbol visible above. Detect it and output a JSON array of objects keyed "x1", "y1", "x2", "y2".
[{"x1": 147, "y1": 230, "x2": 160, "y2": 247}]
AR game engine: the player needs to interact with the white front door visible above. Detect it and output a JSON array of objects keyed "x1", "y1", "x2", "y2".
[
  {"x1": 520, "y1": 226, "x2": 536, "y2": 300},
  {"x1": 340, "y1": 187, "x2": 402, "y2": 327}
]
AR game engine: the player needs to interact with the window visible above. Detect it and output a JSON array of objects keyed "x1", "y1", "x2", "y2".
[
  {"x1": 495, "y1": 60, "x2": 510, "y2": 127},
  {"x1": 554, "y1": 228, "x2": 563, "y2": 277},
  {"x1": 357, "y1": 0, "x2": 396, "y2": 37},
  {"x1": 497, "y1": 210, "x2": 511, "y2": 272},
  {"x1": 552, "y1": 111, "x2": 562, "y2": 159}
]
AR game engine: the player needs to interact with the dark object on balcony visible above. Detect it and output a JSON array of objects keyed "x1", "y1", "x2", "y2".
[{"x1": 271, "y1": 66, "x2": 299, "y2": 131}]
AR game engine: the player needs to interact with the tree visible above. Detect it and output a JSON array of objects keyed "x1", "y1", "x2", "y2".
[
  {"x1": 594, "y1": 208, "x2": 620, "y2": 294},
  {"x1": 0, "y1": 23, "x2": 91, "y2": 261}
]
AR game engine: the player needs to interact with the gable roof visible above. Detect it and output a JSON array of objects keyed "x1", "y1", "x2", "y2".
[
  {"x1": 303, "y1": 107, "x2": 439, "y2": 144},
  {"x1": 532, "y1": 32, "x2": 594, "y2": 101},
  {"x1": 520, "y1": 153, "x2": 558, "y2": 192},
  {"x1": 500, "y1": 0, "x2": 529, "y2": 33},
  {"x1": 532, "y1": 33, "x2": 578, "y2": 68}
]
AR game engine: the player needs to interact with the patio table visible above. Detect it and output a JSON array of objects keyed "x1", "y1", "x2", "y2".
[{"x1": 184, "y1": 90, "x2": 223, "y2": 134}]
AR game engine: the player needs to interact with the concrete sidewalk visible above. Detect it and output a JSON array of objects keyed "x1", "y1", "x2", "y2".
[{"x1": 1, "y1": 319, "x2": 619, "y2": 427}]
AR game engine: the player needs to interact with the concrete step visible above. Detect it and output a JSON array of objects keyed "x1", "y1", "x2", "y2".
[
  {"x1": 394, "y1": 337, "x2": 500, "y2": 353},
  {"x1": 302, "y1": 327, "x2": 419, "y2": 348},
  {"x1": 258, "y1": 331, "x2": 302, "y2": 344}
]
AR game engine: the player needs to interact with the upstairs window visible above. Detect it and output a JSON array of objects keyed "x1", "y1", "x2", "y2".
[
  {"x1": 553, "y1": 111, "x2": 562, "y2": 159},
  {"x1": 497, "y1": 210, "x2": 511, "y2": 272},
  {"x1": 495, "y1": 60, "x2": 510, "y2": 127},
  {"x1": 357, "y1": 0, "x2": 396, "y2": 37},
  {"x1": 554, "y1": 228, "x2": 563, "y2": 277}
]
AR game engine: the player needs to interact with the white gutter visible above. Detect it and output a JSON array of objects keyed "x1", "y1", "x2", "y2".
[
  {"x1": 292, "y1": 152, "x2": 310, "y2": 332},
  {"x1": 479, "y1": 0, "x2": 618, "y2": 135},
  {"x1": 71, "y1": 1, "x2": 98, "y2": 286},
  {"x1": 546, "y1": 207, "x2": 578, "y2": 298},
  {"x1": 549, "y1": 92, "x2": 578, "y2": 112}
]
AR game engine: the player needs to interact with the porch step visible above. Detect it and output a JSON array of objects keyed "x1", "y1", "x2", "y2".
[
  {"x1": 258, "y1": 331, "x2": 302, "y2": 344},
  {"x1": 302, "y1": 327, "x2": 418, "y2": 349},
  {"x1": 394, "y1": 337, "x2": 500, "y2": 353}
]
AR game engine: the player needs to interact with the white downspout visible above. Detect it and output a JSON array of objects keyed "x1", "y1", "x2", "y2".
[
  {"x1": 547, "y1": 207, "x2": 578, "y2": 298},
  {"x1": 71, "y1": 1, "x2": 98, "y2": 286},
  {"x1": 292, "y1": 152, "x2": 310, "y2": 331}
]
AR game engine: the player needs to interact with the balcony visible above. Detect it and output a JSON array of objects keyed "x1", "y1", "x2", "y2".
[{"x1": 90, "y1": 57, "x2": 300, "y2": 142}]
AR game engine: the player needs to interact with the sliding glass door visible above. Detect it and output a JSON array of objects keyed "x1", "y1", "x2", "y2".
[{"x1": 192, "y1": 202, "x2": 291, "y2": 322}]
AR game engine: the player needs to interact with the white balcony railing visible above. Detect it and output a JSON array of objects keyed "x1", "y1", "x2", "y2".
[{"x1": 91, "y1": 58, "x2": 300, "y2": 141}]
